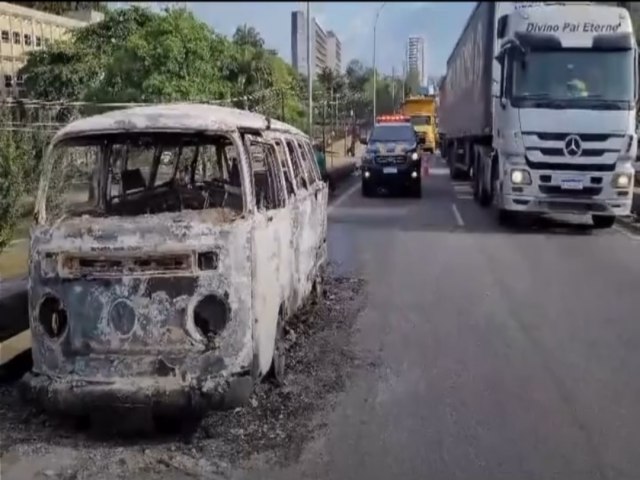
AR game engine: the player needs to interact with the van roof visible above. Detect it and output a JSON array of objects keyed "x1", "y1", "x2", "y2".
[{"x1": 53, "y1": 103, "x2": 307, "y2": 143}]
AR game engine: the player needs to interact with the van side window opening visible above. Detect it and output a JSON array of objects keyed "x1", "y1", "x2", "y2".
[
  {"x1": 297, "y1": 139, "x2": 320, "y2": 183},
  {"x1": 249, "y1": 141, "x2": 285, "y2": 211},
  {"x1": 273, "y1": 139, "x2": 296, "y2": 197},
  {"x1": 41, "y1": 133, "x2": 245, "y2": 223},
  {"x1": 286, "y1": 139, "x2": 309, "y2": 190},
  {"x1": 303, "y1": 140, "x2": 322, "y2": 181}
]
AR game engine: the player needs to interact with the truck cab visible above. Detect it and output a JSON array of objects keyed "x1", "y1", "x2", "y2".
[
  {"x1": 485, "y1": 3, "x2": 637, "y2": 227},
  {"x1": 401, "y1": 97, "x2": 438, "y2": 154}
]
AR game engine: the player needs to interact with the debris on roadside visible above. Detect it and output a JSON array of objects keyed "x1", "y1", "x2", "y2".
[{"x1": 0, "y1": 265, "x2": 367, "y2": 480}]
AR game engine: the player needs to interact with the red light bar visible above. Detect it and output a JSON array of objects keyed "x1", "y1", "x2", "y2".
[{"x1": 376, "y1": 114, "x2": 410, "y2": 124}]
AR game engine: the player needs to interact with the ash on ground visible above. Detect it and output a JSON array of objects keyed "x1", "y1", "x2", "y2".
[{"x1": 0, "y1": 268, "x2": 366, "y2": 480}]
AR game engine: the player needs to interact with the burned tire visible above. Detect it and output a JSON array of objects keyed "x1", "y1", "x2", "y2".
[
  {"x1": 592, "y1": 215, "x2": 616, "y2": 229},
  {"x1": 266, "y1": 309, "x2": 286, "y2": 387},
  {"x1": 153, "y1": 412, "x2": 203, "y2": 436}
]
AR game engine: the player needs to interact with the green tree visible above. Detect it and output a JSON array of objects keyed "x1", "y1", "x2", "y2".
[
  {"x1": 90, "y1": 8, "x2": 231, "y2": 102},
  {"x1": 20, "y1": 6, "x2": 155, "y2": 101},
  {"x1": 232, "y1": 24, "x2": 265, "y2": 50},
  {"x1": 0, "y1": 113, "x2": 34, "y2": 251}
]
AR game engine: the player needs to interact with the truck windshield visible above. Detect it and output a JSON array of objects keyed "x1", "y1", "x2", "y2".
[
  {"x1": 410, "y1": 115, "x2": 432, "y2": 126},
  {"x1": 369, "y1": 124, "x2": 417, "y2": 143},
  {"x1": 511, "y1": 49, "x2": 634, "y2": 108}
]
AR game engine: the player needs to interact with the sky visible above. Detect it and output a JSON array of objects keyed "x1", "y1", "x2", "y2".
[{"x1": 186, "y1": 1, "x2": 476, "y2": 77}]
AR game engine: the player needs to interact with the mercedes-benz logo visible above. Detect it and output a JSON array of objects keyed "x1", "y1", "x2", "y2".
[{"x1": 563, "y1": 135, "x2": 582, "y2": 157}]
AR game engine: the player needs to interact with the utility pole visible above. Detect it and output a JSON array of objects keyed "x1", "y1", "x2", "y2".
[
  {"x1": 322, "y1": 100, "x2": 328, "y2": 167},
  {"x1": 372, "y1": 2, "x2": 386, "y2": 124},
  {"x1": 280, "y1": 89, "x2": 285, "y2": 122},
  {"x1": 391, "y1": 66, "x2": 395, "y2": 113},
  {"x1": 306, "y1": 1, "x2": 312, "y2": 136},
  {"x1": 402, "y1": 59, "x2": 406, "y2": 103}
]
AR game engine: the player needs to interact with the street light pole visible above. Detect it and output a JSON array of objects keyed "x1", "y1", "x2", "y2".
[
  {"x1": 307, "y1": 1, "x2": 313, "y2": 135},
  {"x1": 372, "y1": 1, "x2": 386, "y2": 124}
]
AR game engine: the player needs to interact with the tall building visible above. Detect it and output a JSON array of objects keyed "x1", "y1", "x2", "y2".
[
  {"x1": 406, "y1": 35, "x2": 426, "y2": 87},
  {"x1": 0, "y1": 2, "x2": 104, "y2": 99},
  {"x1": 291, "y1": 10, "x2": 341, "y2": 78},
  {"x1": 326, "y1": 30, "x2": 341, "y2": 74}
]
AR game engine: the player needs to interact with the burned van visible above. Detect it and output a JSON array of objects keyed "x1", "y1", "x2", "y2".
[{"x1": 21, "y1": 104, "x2": 328, "y2": 414}]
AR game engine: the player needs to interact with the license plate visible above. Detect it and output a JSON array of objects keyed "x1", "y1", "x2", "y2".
[
  {"x1": 560, "y1": 179, "x2": 584, "y2": 190},
  {"x1": 383, "y1": 167, "x2": 398, "y2": 174}
]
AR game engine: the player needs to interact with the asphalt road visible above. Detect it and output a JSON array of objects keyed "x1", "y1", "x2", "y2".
[{"x1": 240, "y1": 156, "x2": 640, "y2": 480}]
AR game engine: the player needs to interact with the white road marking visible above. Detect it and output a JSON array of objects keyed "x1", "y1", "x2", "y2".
[
  {"x1": 328, "y1": 181, "x2": 360, "y2": 213},
  {"x1": 457, "y1": 194, "x2": 474, "y2": 200},
  {"x1": 451, "y1": 203, "x2": 465, "y2": 227},
  {"x1": 428, "y1": 167, "x2": 450, "y2": 176}
]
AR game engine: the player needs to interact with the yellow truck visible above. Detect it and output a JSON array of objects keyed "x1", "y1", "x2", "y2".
[{"x1": 401, "y1": 96, "x2": 438, "y2": 154}]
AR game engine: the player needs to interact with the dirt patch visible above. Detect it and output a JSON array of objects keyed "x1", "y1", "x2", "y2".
[{"x1": 0, "y1": 266, "x2": 366, "y2": 480}]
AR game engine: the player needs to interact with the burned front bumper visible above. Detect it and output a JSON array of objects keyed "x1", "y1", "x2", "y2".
[{"x1": 20, "y1": 369, "x2": 254, "y2": 415}]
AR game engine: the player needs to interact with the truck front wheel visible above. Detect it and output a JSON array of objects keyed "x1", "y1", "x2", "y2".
[{"x1": 592, "y1": 215, "x2": 616, "y2": 229}]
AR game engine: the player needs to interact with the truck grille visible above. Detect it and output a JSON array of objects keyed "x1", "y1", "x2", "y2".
[
  {"x1": 525, "y1": 132, "x2": 623, "y2": 142},
  {"x1": 533, "y1": 148, "x2": 615, "y2": 158},
  {"x1": 539, "y1": 185, "x2": 602, "y2": 197}
]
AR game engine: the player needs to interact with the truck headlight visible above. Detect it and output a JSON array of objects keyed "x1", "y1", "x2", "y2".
[
  {"x1": 612, "y1": 172, "x2": 632, "y2": 188},
  {"x1": 510, "y1": 168, "x2": 532, "y2": 185},
  {"x1": 410, "y1": 152, "x2": 419, "y2": 161}
]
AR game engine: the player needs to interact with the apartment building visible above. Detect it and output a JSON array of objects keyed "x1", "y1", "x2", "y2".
[
  {"x1": 326, "y1": 30, "x2": 341, "y2": 74},
  {"x1": 406, "y1": 35, "x2": 426, "y2": 87},
  {"x1": 0, "y1": 2, "x2": 103, "y2": 99},
  {"x1": 291, "y1": 10, "x2": 341, "y2": 78}
]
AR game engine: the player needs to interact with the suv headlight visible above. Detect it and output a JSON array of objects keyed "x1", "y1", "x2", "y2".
[{"x1": 410, "y1": 152, "x2": 419, "y2": 161}]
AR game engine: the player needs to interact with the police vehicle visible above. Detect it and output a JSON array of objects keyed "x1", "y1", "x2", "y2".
[{"x1": 359, "y1": 115, "x2": 425, "y2": 197}]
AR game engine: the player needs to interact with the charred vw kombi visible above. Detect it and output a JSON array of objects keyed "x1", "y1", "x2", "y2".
[{"x1": 21, "y1": 104, "x2": 328, "y2": 414}]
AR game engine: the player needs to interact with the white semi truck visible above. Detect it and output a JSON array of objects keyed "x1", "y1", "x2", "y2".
[{"x1": 439, "y1": 2, "x2": 637, "y2": 228}]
